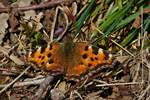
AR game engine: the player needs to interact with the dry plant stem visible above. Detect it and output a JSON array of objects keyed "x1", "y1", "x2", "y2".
[
  {"x1": 0, "y1": 72, "x2": 18, "y2": 77},
  {"x1": 140, "y1": 7, "x2": 144, "y2": 84},
  {"x1": 93, "y1": 79, "x2": 108, "y2": 84},
  {"x1": 74, "y1": 90, "x2": 84, "y2": 100},
  {"x1": 50, "y1": 6, "x2": 59, "y2": 42},
  {"x1": 96, "y1": 82, "x2": 143, "y2": 87},
  {"x1": 50, "y1": 6, "x2": 69, "y2": 42},
  {"x1": 95, "y1": 27, "x2": 135, "y2": 57},
  {"x1": 0, "y1": 66, "x2": 31, "y2": 94},
  {"x1": 0, "y1": 59, "x2": 8, "y2": 66},
  {"x1": 76, "y1": 4, "x2": 88, "y2": 17},
  {"x1": 133, "y1": 63, "x2": 140, "y2": 82},
  {"x1": 54, "y1": 80, "x2": 61, "y2": 88},
  {"x1": 69, "y1": 91, "x2": 83, "y2": 100},
  {"x1": 56, "y1": 6, "x2": 69, "y2": 41},
  {"x1": 0, "y1": 78, "x2": 45, "y2": 89},
  {"x1": 0, "y1": 67, "x2": 34, "y2": 78},
  {"x1": 138, "y1": 85, "x2": 150, "y2": 100},
  {"x1": 32, "y1": 75, "x2": 55, "y2": 100},
  {"x1": 78, "y1": 77, "x2": 88, "y2": 89},
  {"x1": 0, "y1": 0, "x2": 75, "y2": 13},
  {"x1": 0, "y1": 68, "x2": 18, "y2": 72},
  {"x1": 110, "y1": 39, "x2": 135, "y2": 57}
]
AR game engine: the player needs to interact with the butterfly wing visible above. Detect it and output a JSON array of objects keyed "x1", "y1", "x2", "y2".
[
  {"x1": 65, "y1": 42, "x2": 112, "y2": 78},
  {"x1": 27, "y1": 42, "x2": 112, "y2": 79},
  {"x1": 28, "y1": 42, "x2": 64, "y2": 73}
]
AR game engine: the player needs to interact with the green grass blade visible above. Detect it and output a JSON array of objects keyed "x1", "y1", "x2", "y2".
[{"x1": 75, "y1": 0, "x2": 96, "y2": 33}]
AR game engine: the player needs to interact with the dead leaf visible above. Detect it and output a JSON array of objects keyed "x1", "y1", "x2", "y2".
[
  {"x1": 0, "y1": 46, "x2": 25, "y2": 65},
  {"x1": 23, "y1": 10, "x2": 36, "y2": 20},
  {"x1": 51, "y1": 88, "x2": 65, "y2": 100},
  {"x1": 132, "y1": 16, "x2": 141, "y2": 29},
  {"x1": 0, "y1": 13, "x2": 9, "y2": 44}
]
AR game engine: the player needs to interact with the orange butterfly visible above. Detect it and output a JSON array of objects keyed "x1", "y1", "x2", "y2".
[{"x1": 27, "y1": 42, "x2": 112, "y2": 79}]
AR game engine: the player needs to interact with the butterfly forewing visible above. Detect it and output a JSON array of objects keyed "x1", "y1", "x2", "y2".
[{"x1": 28, "y1": 43, "x2": 64, "y2": 72}]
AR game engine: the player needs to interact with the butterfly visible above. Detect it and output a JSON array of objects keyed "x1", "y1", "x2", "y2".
[{"x1": 27, "y1": 41, "x2": 112, "y2": 80}]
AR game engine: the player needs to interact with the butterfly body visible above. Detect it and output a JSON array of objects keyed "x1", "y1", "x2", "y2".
[{"x1": 28, "y1": 42, "x2": 112, "y2": 79}]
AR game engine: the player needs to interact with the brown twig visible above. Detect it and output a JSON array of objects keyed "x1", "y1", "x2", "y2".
[
  {"x1": 32, "y1": 73, "x2": 62, "y2": 100},
  {"x1": 50, "y1": 6, "x2": 69, "y2": 42},
  {"x1": 0, "y1": 65, "x2": 31, "y2": 94},
  {"x1": 0, "y1": 77, "x2": 45, "y2": 89},
  {"x1": 0, "y1": 0, "x2": 75, "y2": 13}
]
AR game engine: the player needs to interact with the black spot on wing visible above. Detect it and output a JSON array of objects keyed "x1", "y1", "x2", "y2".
[
  {"x1": 90, "y1": 57, "x2": 94, "y2": 61},
  {"x1": 38, "y1": 55, "x2": 42, "y2": 59},
  {"x1": 82, "y1": 54, "x2": 88, "y2": 59},
  {"x1": 47, "y1": 52, "x2": 52, "y2": 57},
  {"x1": 88, "y1": 63, "x2": 92, "y2": 67},
  {"x1": 41, "y1": 61, "x2": 45, "y2": 65},
  {"x1": 41, "y1": 56, "x2": 45, "y2": 60},
  {"x1": 95, "y1": 57, "x2": 98, "y2": 60}
]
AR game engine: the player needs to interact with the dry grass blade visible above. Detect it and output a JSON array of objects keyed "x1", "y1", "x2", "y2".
[
  {"x1": 138, "y1": 85, "x2": 150, "y2": 100},
  {"x1": 96, "y1": 82, "x2": 143, "y2": 87},
  {"x1": 0, "y1": 66, "x2": 31, "y2": 94}
]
